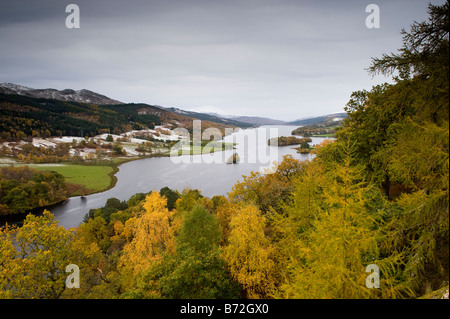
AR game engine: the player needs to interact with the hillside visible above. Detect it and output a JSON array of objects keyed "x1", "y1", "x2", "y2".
[
  {"x1": 0, "y1": 93, "x2": 241, "y2": 140},
  {"x1": 0, "y1": 83, "x2": 346, "y2": 133},
  {"x1": 162, "y1": 107, "x2": 254, "y2": 128},
  {"x1": 0, "y1": 93, "x2": 161, "y2": 139},
  {"x1": 287, "y1": 112, "x2": 347, "y2": 126},
  {"x1": 0, "y1": 83, "x2": 123, "y2": 105}
]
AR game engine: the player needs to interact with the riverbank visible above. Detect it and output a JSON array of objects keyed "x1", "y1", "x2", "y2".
[
  {"x1": 1, "y1": 126, "x2": 328, "y2": 229},
  {"x1": 0, "y1": 153, "x2": 170, "y2": 227},
  {"x1": 92, "y1": 153, "x2": 172, "y2": 197},
  {"x1": 0, "y1": 123, "x2": 239, "y2": 199},
  {"x1": 77, "y1": 143, "x2": 235, "y2": 196},
  {"x1": 0, "y1": 141, "x2": 235, "y2": 199},
  {"x1": 0, "y1": 153, "x2": 167, "y2": 198}
]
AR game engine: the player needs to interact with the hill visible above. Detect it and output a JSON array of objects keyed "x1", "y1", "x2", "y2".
[
  {"x1": 287, "y1": 112, "x2": 347, "y2": 126},
  {"x1": 0, "y1": 83, "x2": 346, "y2": 138},
  {"x1": 0, "y1": 93, "x2": 239, "y2": 140},
  {"x1": 0, "y1": 83, "x2": 254, "y2": 140},
  {"x1": 161, "y1": 107, "x2": 254, "y2": 128},
  {"x1": 0, "y1": 93, "x2": 161, "y2": 139},
  {"x1": 0, "y1": 82, "x2": 123, "y2": 105}
]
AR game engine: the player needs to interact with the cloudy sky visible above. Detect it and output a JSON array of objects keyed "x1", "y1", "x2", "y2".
[{"x1": 0, "y1": 0, "x2": 443, "y2": 121}]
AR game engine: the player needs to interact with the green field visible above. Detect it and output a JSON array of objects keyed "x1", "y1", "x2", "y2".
[
  {"x1": 312, "y1": 133, "x2": 335, "y2": 137},
  {"x1": 31, "y1": 164, "x2": 115, "y2": 196},
  {"x1": 170, "y1": 141, "x2": 235, "y2": 156}
]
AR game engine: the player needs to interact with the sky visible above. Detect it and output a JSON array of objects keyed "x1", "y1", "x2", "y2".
[{"x1": 0, "y1": 0, "x2": 444, "y2": 121}]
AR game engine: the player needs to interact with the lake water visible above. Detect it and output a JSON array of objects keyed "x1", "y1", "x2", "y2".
[{"x1": 43, "y1": 125, "x2": 331, "y2": 229}]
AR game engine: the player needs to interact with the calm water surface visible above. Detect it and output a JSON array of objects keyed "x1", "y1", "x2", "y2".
[{"x1": 47, "y1": 125, "x2": 330, "y2": 228}]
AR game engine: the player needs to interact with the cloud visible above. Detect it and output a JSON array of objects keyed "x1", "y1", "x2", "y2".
[{"x1": 0, "y1": 0, "x2": 439, "y2": 120}]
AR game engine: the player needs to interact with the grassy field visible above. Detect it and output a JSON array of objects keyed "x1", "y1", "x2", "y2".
[
  {"x1": 31, "y1": 164, "x2": 115, "y2": 196},
  {"x1": 170, "y1": 141, "x2": 236, "y2": 156},
  {"x1": 312, "y1": 133, "x2": 336, "y2": 137},
  {"x1": 0, "y1": 142, "x2": 233, "y2": 196}
]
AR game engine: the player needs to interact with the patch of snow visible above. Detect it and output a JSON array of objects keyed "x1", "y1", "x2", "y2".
[
  {"x1": 128, "y1": 137, "x2": 150, "y2": 144},
  {"x1": 50, "y1": 136, "x2": 85, "y2": 143},
  {"x1": 32, "y1": 138, "x2": 57, "y2": 148},
  {"x1": 0, "y1": 82, "x2": 33, "y2": 91},
  {"x1": 0, "y1": 158, "x2": 17, "y2": 164}
]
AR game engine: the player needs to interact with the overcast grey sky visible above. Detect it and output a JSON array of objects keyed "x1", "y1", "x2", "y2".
[{"x1": 0, "y1": 0, "x2": 444, "y2": 121}]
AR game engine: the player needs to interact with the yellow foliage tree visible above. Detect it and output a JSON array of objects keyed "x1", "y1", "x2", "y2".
[
  {"x1": 216, "y1": 200, "x2": 238, "y2": 245},
  {"x1": 273, "y1": 142, "x2": 397, "y2": 299},
  {"x1": 223, "y1": 205, "x2": 277, "y2": 298},
  {"x1": 119, "y1": 191, "x2": 175, "y2": 290},
  {"x1": 0, "y1": 211, "x2": 82, "y2": 299},
  {"x1": 228, "y1": 154, "x2": 303, "y2": 213},
  {"x1": 270, "y1": 159, "x2": 325, "y2": 279}
]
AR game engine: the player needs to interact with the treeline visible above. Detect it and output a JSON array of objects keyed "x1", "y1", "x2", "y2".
[
  {"x1": 291, "y1": 124, "x2": 338, "y2": 137},
  {"x1": 0, "y1": 166, "x2": 67, "y2": 215},
  {"x1": 0, "y1": 2, "x2": 448, "y2": 299},
  {"x1": 1, "y1": 137, "x2": 129, "y2": 164},
  {"x1": 1, "y1": 142, "x2": 71, "y2": 163},
  {"x1": 268, "y1": 136, "x2": 312, "y2": 146},
  {"x1": 0, "y1": 94, "x2": 161, "y2": 141},
  {"x1": 0, "y1": 174, "x2": 295, "y2": 298},
  {"x1": 0, "y1": 142, "x2": 446, "y2": 298},
  {"x1": 0, "y1": 95, "x2": 245, "y2": 143}
]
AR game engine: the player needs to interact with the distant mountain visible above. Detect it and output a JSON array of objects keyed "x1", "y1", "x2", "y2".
[
  {"x1": 0, "y1": 82, "x2": 123, "y2": 105},
  {"x1": 227, "y1": 116, "x2": 287, "y2": 126},
  {"x1": 0, "y1": 82, "x2": 346, "y2": 133},
  {"x1": 287, "y1": 112, "x2": 347, "y2": 126},
  {"x1": 200, "y1": 112, "x2": 344, "y2": 126},
  {"x1": 160, "y1": 107, "x2": 254, "y2": 128},
  {"x1": 185, "y1": 112, "x2": 287, "y2": 126}
]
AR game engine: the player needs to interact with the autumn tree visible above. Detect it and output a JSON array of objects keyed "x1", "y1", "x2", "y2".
[
  {"x1": 270, "y1": 159, "x2": 325, "y2": 281},
  {"x1": 223, "y1": 204, "x2": 277, "y2": 298},
  {"x1": 119, "y1": 191, "x2": 175, "y2": 292},
  {"x1": 331, "y1": 1, "x2": 449, "y2": 295},
  {"x1": 65, "y1": 217, "x2": 116, "y2": 299},
  {"x1": 175, "y1": 188, "x2": 203, "y2": 212},
  {"x1": 136, "y1": 205, "x2": 239, "y2": 299},
  {"x1": 380, "y1": 119, "x2": 449, "y2": 294},
  {"x1": 229, "y1": 154, "x2": 303, "y2": 213},
  {"x1": 272, "y1": 142, "x2": 407, "y2": 298},
  {"x1": 0, "y1": 166, "x2": 67, "y2": 215},
  {"x1": 0, "y1": 211, "x2": 80, "y2": 298}
]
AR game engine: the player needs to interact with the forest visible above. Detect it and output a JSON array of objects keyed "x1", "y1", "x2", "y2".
[
  {"x1": 291, "y1": 123, "x2": 339, "y2": 137},
  {"x1": 0, "y1": 94, "x2": 161, "y2": 139},
  {"x1": 0, "y1": 95, "x2": 247, "y2": 142},
  {"x1": 268, "y1": 136, "x2": 312, "y2": 146},
  {"x1": 0, "y1": 166, "x2": 67, "y2": 216},
  {"x1": 0, "y1": 2, "x2": 448, "y2": 299}
]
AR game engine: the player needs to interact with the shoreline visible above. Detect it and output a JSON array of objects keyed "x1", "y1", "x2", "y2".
[
  {"x1": 0, "y1": 130, "x2": 239, "y2": 223},
  {"x1": 80, "y1": 153, "x2": 170, "y2": 197},
  {"x1": 0, "y1": 142, "x2": 233, "y2": 201},
  {"x1": 0, "y1": 153, "x2": 169, "y2": 226}
]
